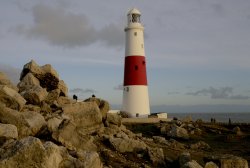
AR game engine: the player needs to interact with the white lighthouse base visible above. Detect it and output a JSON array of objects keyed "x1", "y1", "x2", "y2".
[{"x1": 122, "y1": 85, "x2": 150, "y2": 118}]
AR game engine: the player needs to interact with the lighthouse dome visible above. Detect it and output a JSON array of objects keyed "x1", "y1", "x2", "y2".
[{"x1": 127, "y1": 8, "x2": 141, "y2": 15}]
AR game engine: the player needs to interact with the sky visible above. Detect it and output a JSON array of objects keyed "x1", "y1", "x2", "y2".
[{"x1": 0, "y1": 0, "x2": 250, "y2": 113}]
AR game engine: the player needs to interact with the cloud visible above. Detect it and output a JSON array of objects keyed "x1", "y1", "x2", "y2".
[
  {"x1": 114, "y1": 84, "x2": 123, "y2": 91},
  {"x1": 14, "y1": 4, "x2": 123, "y2": 48},
  {"x1": 168, "y1": 91, "x2": 180, "y2": 95},
  {"x1": 0, "y1": 64, "x2": 21, "y2": 84},
  {"x1": 186, "y1": 86, "x2": 250, "y2": 100},
  {"x1": 69, "y1": 88, "x2": 96, "y2": 96}
]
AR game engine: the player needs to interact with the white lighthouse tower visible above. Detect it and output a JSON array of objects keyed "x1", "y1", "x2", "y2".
[{"x1": 122, "y1": 8, "x2": 150, "y2": 118}]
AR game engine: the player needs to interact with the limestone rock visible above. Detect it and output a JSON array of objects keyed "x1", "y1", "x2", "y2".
[
  {"x1": 17, "y1": 72, "x2": 40, "y2": 92},
  {"x1": 167, "y1": 124, "x2": 189, "y2": 140},
  {"x1": 0, "y1": 123, "x2": 18, "y2": 140},
  {"x1": 40, "y1": 64, "x2": 59, "y2": 79},
  {"x1": 181, "y1": 160, "x2": 203, "y2": 168},
  {"x1": 44, "y1": 89, "x2": 60, "y2": 105},
  {"x1": 152, "y1": 136, "x2": 169, "y2": 145},
  {"x1": 0, "y1": 72, "x2": 18, "y2": 91},
  {"x1": 148, "y1": 147, "x2": 165, "y2": 166},
  {"x1": 232, "y1": 126, "x2": 243, "y2": 135},
  {"x1": 220, "y1": 155, "x2": 248, "y2": 168},
  {"x1": 109, "y1": 137, "x2": 147, "y2": 153},
  {"x1": 106, "y1": 113, "x2": 122, "y2": 126},
  {"x1": 20, "y1": 60, "x2": 43, "y2": 80},
  {"x1": 57, "y1": 96, "x2": 73, "y2": 106},
  {"x1": 62, "y1": 102, "x2": 103, "y2": 135},
  {"x1": 179, "y1": 152, "x2": 191, "y2": 167},
  {"x1": 47, "y1": 117, "x2": 63, "y2": 133},
  {"x1": 0, "y1": 85, "x2": 26, "y2": 111},
  {"x1": 77, "y1": 150, "x2": 103, "y2": 168},
  {"x1": 52, "y1": 121, "x2": 97, "y2": 151},
  {"x1": 21, "y1": 85, "x2": 48, "y2": 105},
  {"x1": 0, "y1": 136, "x2": 64, "y2": 168},
  {"x1": 190, "y1": 141, "x2": 210, "y2": 150},
  {"x1": 204, "y1": 162, "x2": 218, "y2": 168},
  {"x1": 58, "y1": 80, "x2": 68, "y2": 97},
  {"x1": 84, "y1": 97, "x2": 110, "y2": 121},
  {"x1": 0, "y1": 106, "x2": 46, "y2": 137}
]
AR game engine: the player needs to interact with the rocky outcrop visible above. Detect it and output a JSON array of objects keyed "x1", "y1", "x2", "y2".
[
  {"x1": 84, "y1": 97, "x2": 110, "y2": 121},
  {"x1": 0, "y1": 85, "x2": 26, "y2": 111},
  {"x1": 105, "y1": 113, "x2": 122, "y2": 126},
  {"x1": 204, "y1": 161, "x2": 219, "y2": 168},
  {"x1": 0, "y1": 137, "x2": 64, "y2": 168},
  {"x1": 0, "y1": 72, "x2": 18, "y2": 91},
  {"x1": 20, "y1": 85, "x2": 48, "y2": 105},
  {"x1": 167, "y1": 124, "x2": 189, "y2": 140},
  {"x1": 109, "y1": 137, "x2": 147, "y2": 153},
  {"x1": 17, "y1": 72, "x2": 40, "y2": 92},
  {"x1": 0, "y1": 106, "x2": 46, "y2": 137},
  {"x1": 0, "y1": 123, "x2": 18, "y2": 140}
]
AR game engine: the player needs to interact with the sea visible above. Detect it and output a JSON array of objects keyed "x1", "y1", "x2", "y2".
[{"x1": 167, "y1": 112, "x2": 250, "y2": 123}]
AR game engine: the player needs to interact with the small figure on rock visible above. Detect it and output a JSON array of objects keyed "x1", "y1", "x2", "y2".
[
  {"x1": 92, "y1": 94, "x2": 96, "y2": 98},
  {"x1": 73, "y1": 94, "x2": 78, "y2": 102}
]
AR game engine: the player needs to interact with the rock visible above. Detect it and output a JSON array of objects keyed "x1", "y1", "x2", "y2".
[
  {"x1": 38, "y1": 72, "x2": 59, "y2": 92},
  {"x1": 17, "y1": 72, "x2": 40, "y2": 92},
  {"x1": 106, "y1": 113, "x2": 122, "y2": 126},
  {"x1": 52, "y1": 121, "x2": 97, "y2": 151},
  {"x1": 190, "y1": 141, "x2": 210, "y2": 150},
  {"x1": 20, "y1": 60, "x2": 43, "y2": 80},
  {"x1": 167, "y1": 124, "x2": 189, "y2": 140},
  {"x1": 0, "y1": 123, "x2": 18, "y2": 140},
  {"x1": 148, "y1": 147, "x2": 165, "y2": 166},
  {"x1": 0, "y1": 106, "x2": 46, "y2": 137},
  {"x1": 179, "y1": 152, "x2": 191, "y2": 166},
  {"x1": 220, "y1": 155, "x2": 248, "y2": 168},
  {"x1": 169, "y1": 139, "x2": 186, "y2": 149},
  {"x1": 0, "y1": 136, "x2": 64, "y2": 168},
  {"x1": 77, "y1": 150, "x2": 103, "y2": 168},
  {"x1": 204, "y1": 161, "x2": 218, "y2": 168},
  {"x1": 84, "y1": 97, "x2": 110, "y2": 121},
  {"x1": 160, "y1": 124, "x2": 171, "y2": 134},
  {"x1": 190, "y1": 128, "x2": 203, "y2": 136},
  {"x1": 62, "y1": 102, "x2": 103, "y2": 135},
  {"x1": 44, "y1": 89, "x2": 61, "y2": 105},
  {"x1": 57, "y1": 96, "x2": 73, "y2": 106},
  {"x1": 47, "y1": 117, "x2": 63, "y2": 133},
  {"x1": 40, "y1": 64, "x2": 59, "y2": 79},
  {"x1": 58, "y1": 80, "x2": 68, "y2": 97},
  {"x1": 109, "y1": 137, "x2": 147, "y2": 153},
  {"x1": 152, "y1": 136, "x2": 169, "y2": 145},
  {"x1": 20, "y1": 85, "x2": 48, "y2": 105},
  {"x1": 232, "y1": 126, "x2": 243, "y2": 135},
  {"x1": 181, "y1": 160, "x2": 203, "y2": 168},
  {"x1": 0, "y1": 85, "x2": 26, "y2": 111},
  {"x1": 0, "y1": 72, "x2": 18, "y2": 91}
]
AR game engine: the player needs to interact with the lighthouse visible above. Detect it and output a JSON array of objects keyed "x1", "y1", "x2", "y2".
[{"x1": 122, "y1": 8, "x2": 150, "y2": 118}]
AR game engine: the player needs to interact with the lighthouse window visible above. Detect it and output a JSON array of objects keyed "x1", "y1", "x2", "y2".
[
  {"x1": 135, "y1": 65, "x2": 138, "y2": 70},
  {"x1": 134, "y1": 32, "x2": 137, "y2": 36},
  {"x1": 132, "y1": 14, "x2": 140, "y2": 23}
]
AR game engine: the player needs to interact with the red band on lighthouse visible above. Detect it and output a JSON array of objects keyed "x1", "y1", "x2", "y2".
[{"x1": 124, "y1": 56, "x2": 147, "y2": 86}]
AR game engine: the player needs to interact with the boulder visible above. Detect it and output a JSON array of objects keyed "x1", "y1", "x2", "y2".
[
  {"x1": 148, "y1": 147, "x2": 165, "y2": 166},
  {"x1": 58, "y1": 80, "x2": 68, "y2": 97},
  {"x1": 44, "y1": 89, "x2": 61, "y2": 105},
  {"x1": 232, "y1": 126, "x2": 243, "y2": 135},
  {"x1": 190, "y1": 141, "x2": 210, "y2": 150},
  {"x1": 84, "y1": 97, "x2": 110, "y2": 121},
  {"x1": 40, "y1": 64, "x2": 59, "y2": 79},
  {"x1": 167, "y1": 124, "x2": 189, "y2": 140},
  {"x1": 47, "y1": 117, "x2": 63, "y2": 133},
  {"x1": 220, "y1": 155, "x2": 248, "y2": 168},
  {"x1": 52, "y1": 121, "x2": 97, "y2": 151},
  {"x1": 77, "y1": 150, "x2": 103, "y2": 168},
  {"x1": 0, "y1": 106, "x2": 46, "y2": 137},
  {"x1": 106, "y1": 113, "x2": 122, "y2": 126},
  {"x1": 57, "y1": 96, "x2": 73, "y2": 106},
  {"x1": 0, "y1": 123, "x2": 18, "y2": 140},
  {"x1": 179, "y1": 152, "x2": 191, "y2": 167},
  {"x1": 0, "y1": 72, "x2": 18, "y2": 91},
  {"x1": 20, "y1": 60, "x2": 43, "y2": 80},
  {"x1": 181, "y1": 160, "x2": 203, "y2": 168},
  {"x1": 17, "y1": 72, "x2": 40, "y2": 92},
  {"x1": 0, "y1": 85, "x2": 26, "y2": 111},
  {"x1": 109, "y1": 137, "x2": 147, "y2": 153},
  {"x1": 0, "y1": 136, "x2": 64, "y2": 168},
  {"x1": 20, "y1": 85, "x2": 48, "y2": 105},
  {"x1": 204, "y1": 161, "x2": 218, "y2": 168},
  {"x1": 62, "y1": 102, "x2": 103, "y2": 135},
  {"x1": 152, "y1": 136, "x2": 169, "y2": 145},
  {"x1": 169, "y1": 139, "x2": 186, "y2": 149}
]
